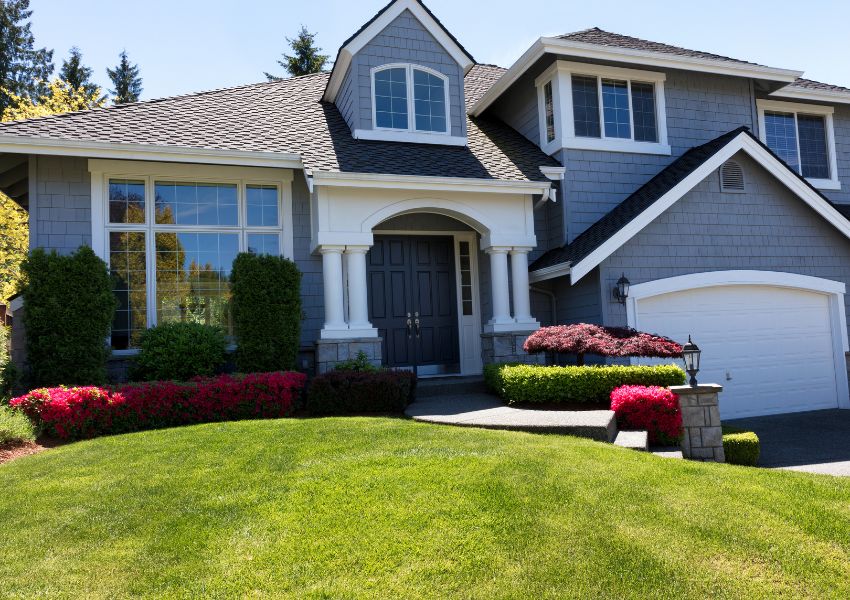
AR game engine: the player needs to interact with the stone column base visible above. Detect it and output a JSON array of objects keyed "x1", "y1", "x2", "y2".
[
  {"x1": 316, "y1": 338, "x2": 383, "y2": 374},
  {"x1": 671, "y1": 384, "x2": 725, "y2": 462},
  {"x1": 481, "y1": 331, "x2": 545, "y2": 366}
]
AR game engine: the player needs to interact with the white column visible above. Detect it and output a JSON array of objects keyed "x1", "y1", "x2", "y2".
[
  {"x1": 345, "y1": 245, "x2": 376, "y2": 335},
  {"x1": 510, "y1": 247, "x2": 539, "y2": 330},
  {"x1": 320, "y1": 246, "x2": 347, "y2": 337},
  {"x1": 486, "y1": 247, "x2": 514, "y2": 331}
]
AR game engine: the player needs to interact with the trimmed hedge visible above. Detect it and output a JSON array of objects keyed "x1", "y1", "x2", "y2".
[
  {"x1": 723, "y1": 427, "x2": 761, "y2": 466},
  {"x1": 307, "y1": 370, "x2": 416, "y2": 415},
  {"x1": 231, "y1": 253, "x2": 302, "y2": 373},
  {"x1": 11, "y1": 371, "x2": 306, "y2": 440},
  {"x1": 21, "y1": 246, "x2": 117, "y2": 387},
  {"x1": 484, "y1": 363, "x2": 686, "y2": 404},
  {"x1": 131, "y1": 322, "x2": 227, "y2": 382}
]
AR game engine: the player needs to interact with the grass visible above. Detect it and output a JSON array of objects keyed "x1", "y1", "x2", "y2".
[
  {"x1": 0, "y1": 418, "x2": 848, "y2": 598},
  {"x1": 0, "y1": 405, "x2": 35, "y2": 445}
]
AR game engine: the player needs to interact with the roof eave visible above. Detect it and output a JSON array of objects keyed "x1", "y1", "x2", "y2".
[
  {"x1": 470, "y1": 37, "x2": 803, "y2": 117},
  {"x1": 311, "y1": 169, "x2": 551, "y2": 194},
  {"x1": 771, "y1": 86, "x2": 850, "y2": 105}
]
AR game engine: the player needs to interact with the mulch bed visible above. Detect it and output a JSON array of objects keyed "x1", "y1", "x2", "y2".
[{"x1": 0, "y1": 437, "x2": 64, "y2": 466}]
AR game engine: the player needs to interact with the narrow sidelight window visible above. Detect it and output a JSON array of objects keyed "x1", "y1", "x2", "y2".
[
  {"x1": 631, "y1": 82, "x2": 657, "y2": 142},
  {"x1": 544, "y1": 80, "x2": 555, "y2": 143},
  {"x1": 571, "y1": 75, "x2": 601, "y2": 138},
  {"x1": 798, "y1": 115, "x2": 830, "y2": 179},
  {"x1": 602, "y1": 79, "x2": 631, "y2": 139},
  {"x1": 109, "y1": 231, "x2": 147, "y2": 349}
]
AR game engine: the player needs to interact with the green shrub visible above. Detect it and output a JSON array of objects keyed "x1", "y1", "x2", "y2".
[
  {"x1": 131, "y1": 322, "x2": 227, "y2": 381},
  {"x1": 723, "y1": 427, "x2": 760, "y2": 466},
  {"x1": 0, "y1": 405, "x2": 35, "y2": 445},
  {"x1": 0, "y1": 325, "x2": 16, "y2": 404},
  {"x1": 230, "y1": 253, "x2": 302, "y2": 373},
  {"x1": 484, "y1": 363, "x2": 686, "y2": 404},
  {"x1": 307, "y1": 370, "x2": 416, "y2": 415},
  {"x1": 334, "y1": 351, "x2": 378, "y2": 373},
  {"x1": 21, "y1": 246, "x2": 117, "y2": 387}
]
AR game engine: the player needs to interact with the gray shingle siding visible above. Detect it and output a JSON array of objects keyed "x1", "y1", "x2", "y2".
[
  {"x1": 347, "y1": 9, "x2": 466, "y2": 137},
  {"x1": 291, "y1": 175, "x2": 324, "y2": 348},
  {"x1": 338, "y1": 63, "x2": 359, "y2": 132},
  {"x1": 595, "y1": 152, "x2": 850, "y2": 338},
  {"x1": 32, "y1": 155, "x2": 92, "y2": 254}
]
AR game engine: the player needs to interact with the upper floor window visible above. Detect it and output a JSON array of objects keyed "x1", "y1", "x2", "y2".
[
  {"x1": 757, "y1": 99, "x2": 840, "y2": 190},
  {"x1": 543, "y1": 81, "x2": 555, "y2": 143},
  {"x1": 372, "y1": 64, "x2": 450, "y2": 135},
  {"x1": 536, "y1": 61, "x2": 669, "y2": 156}
]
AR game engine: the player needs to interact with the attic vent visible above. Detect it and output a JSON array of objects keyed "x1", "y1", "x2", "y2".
[{"x1": 720, "y1": 160, "x2": 745, "y2": 192}]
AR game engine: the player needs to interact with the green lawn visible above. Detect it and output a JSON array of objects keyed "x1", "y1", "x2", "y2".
[{"x1": 1, "y1": 418, "x2": 848, "y2": 599}]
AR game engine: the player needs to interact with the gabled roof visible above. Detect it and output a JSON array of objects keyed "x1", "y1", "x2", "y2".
[
  {"x1": 0, "y1": 67, "x2": 558, "y2": 183},
  {"x1": 470, "y1": 29, "x2": 802, "y2": 117},
  {"x1": 323, "y1": 0, "x2": 476, "y2": 103},
  {"x1": 529, "y1": 127, "x2": 850, "y2": 283}
]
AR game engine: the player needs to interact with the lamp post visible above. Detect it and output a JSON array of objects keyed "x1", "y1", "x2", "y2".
[
  {"x1": 613, "y1": 274, "x2": 630, "y2": 304},
  {"x1": 682, "y1": 335, "x2": 701, "y2": 386}
]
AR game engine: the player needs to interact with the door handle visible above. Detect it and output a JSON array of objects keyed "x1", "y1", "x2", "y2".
[
  {"x1": 406, "y1": 312, "x2": 413, "y2": 338},
  {"x1": 414, "y1": 311, "x2": 421, "y2": 337}
]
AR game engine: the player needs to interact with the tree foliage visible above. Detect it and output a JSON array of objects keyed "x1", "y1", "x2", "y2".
[
  {"x1": 265, "y1": 26, "x2": 329, "y2": 80},
  {"x1": 0, "y1": 0, "x2": 54, "y2": 115},
  {"x1": 59, "y1": 46, "x2": 100, "y2": 98},
  {"x1": 523, "y1": 323, "x2": 683, "y2": 366},
  {"x1": 1, "y1": 78, "x2": 106, "y2": 122},
  {"x1": 107, "y1": 50, "x2": 142, "y2": 104},
  {"x1": 0, "y1": 191, "x2": 28, "y2": 303}
]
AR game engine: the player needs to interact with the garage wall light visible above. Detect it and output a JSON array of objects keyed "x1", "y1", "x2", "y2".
[
  {"x1": 613, "y1": 274, "x2": 630, "y2": 304},
  {"x1": 682, "y1": 336, "x2": 701, "y2": 387}
]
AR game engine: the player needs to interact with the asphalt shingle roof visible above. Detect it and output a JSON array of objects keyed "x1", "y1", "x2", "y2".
[
  {"x1": 0, "y1": 66, "x2": 558, "y2": 182},
  {"x1": 787, "y1": 77, "x2": 850, "y2": 94}
]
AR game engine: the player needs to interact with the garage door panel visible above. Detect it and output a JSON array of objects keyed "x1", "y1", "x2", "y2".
[{"x1": 636, "y1": 284, "x2": 839, "y2": 419}]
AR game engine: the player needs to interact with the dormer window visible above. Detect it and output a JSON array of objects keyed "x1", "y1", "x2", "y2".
[{"x1": 372, "y1": 64, "x2": 450, "y2": 135}]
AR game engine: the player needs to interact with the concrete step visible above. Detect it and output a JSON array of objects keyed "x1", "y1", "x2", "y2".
[
  {"x1": 416, "y1": 376, "x2": 489, "y2": 399},
  {"x1": 406, "y1": 393, "x2": 617, "y2": 442},
  {"x1": 651, "y1": 447, "x2": 684, "y2": 459},
  {"x1": 614, "y1": 430, "x2": 649, "y2": 451}
]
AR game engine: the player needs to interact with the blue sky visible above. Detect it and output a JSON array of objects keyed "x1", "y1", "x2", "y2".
[{"x1": 31, "y1": 0, "x2": 850, "y2": 101}]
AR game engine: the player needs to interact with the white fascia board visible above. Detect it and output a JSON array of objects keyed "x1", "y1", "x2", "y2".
[
  {"x1": 528, "y1": 262, "x2": 571, "y2": 283},
  {"x1": 771, "y1": 86, "x2": 850, "y2": 105},
  {"x1": 569, "y1": 131, "x2": 850, "y2": 283},
  {"x1": 352, "y1": 128, "x2": 467, "y2": 146},
  {"x1": 0, "y1": 134, "x2": 303, "y2": 169},
  {"x1": 323, "y1": 0, "x2": 474, "y2": 103},
  {"x1": 470, "y1": 37, "x2": 803, "y2": 116},
  {"x1": 311, "y1": 170, "x2": 550, "y2": 195}
]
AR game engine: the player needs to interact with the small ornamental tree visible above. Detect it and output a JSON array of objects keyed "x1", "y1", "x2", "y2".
[{"x1": 523, "y1": 323, "x2": 683, "y2": 366}]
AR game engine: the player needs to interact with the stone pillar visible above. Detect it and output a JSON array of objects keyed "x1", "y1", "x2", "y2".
[
  {"x1": 485, "y1": 247, "x2": 513, "y2": 331},
  {"x1": 670, "y1": 384, "x2": 725, "y2": 462},
  {"x1": 509, "y1": 247, "x2": 539, "y2": 330},
  {"x1": 344, "y1": 245, "x2": 372, "y2": 332},
  {"x1": 320, "y1": 246, "x2": 347, "y2": 337}
]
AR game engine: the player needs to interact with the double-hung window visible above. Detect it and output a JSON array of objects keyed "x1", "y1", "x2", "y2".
[
  {"x1": 757, "y1": 99, "x2": 839, "y2": 190},
  {"x1": 536, "y1": 61, "x2": 669, "y2": 155},
  {"x1": 97, "y1": 163, "x2": 292, "y2": 351},
  {"x1": 372, "y1": 63, "x2": 450, "y2": 135}
]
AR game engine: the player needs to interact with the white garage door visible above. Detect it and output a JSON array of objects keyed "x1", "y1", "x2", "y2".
[{"x1": 636, "y1": 284, "x2": 841, "y2": 419}]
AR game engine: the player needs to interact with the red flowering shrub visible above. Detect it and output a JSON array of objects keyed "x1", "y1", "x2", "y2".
[
  {"x1": 10, "y1": 371, "x2": 306, "y2": 440},
  {"x1": 610, "y1": 385, "x2": 682, "y2": 445},
  {"x1": 523, "y1": 324, "x2": 683, "y2": 365}
]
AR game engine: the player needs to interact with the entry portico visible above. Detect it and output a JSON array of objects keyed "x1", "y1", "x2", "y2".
[{"x1": 309, "y1": 171, "x2": 549, "y2": 373}]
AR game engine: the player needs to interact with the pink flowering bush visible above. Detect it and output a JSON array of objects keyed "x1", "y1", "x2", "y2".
[
  {"x1": 610, "y1": 385, "x2": 682, "y2": 445},
  {"x1": 523, "y1": 323, "x2": 683, "y2": 365},
  {"x1": 10, "y1": 371, "x2": 306, "y2": 441}
]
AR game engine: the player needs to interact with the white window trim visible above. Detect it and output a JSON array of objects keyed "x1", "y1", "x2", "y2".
[
  {"x1": 363, "y1": 63, "x2": 468, "y2": 146},
  {"x1": 535, "y1": 60, "x2": 670, "y2": 156},
  {"x1": 756, "y1": 99, "x2": 841, "y2": 191},
  {"x1": 88, "y1": 160, "x2": 295, "y2": 353}
]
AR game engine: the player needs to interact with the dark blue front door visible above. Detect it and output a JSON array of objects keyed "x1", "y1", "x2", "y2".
[{"x1": 368, "y1": 235, "x2": 460, "y2": 375}]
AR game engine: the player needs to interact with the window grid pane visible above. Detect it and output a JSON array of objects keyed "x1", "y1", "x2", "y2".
[
  {"x1": 798, "y1": 114, "x2": 830, "y2": 179},
  {"x1": 154, "y1": 181, "x2": 238, "y2": 226},
  {"x1": 602, "y1": 79, "x2": 631, "y2": 139},
  {"x1": 764, "y1": 111, "x2": 800, "y2": 172},
  {"x1": 247, "y1": 233, "x2": 281, "y2": 256},
  {"x1": 246, "y1": 185, "x2": 279, "y2": 227},
  {"x1": 108, "y1": 179, "x2": 146, "y2": 224},
  {"x1": 630, "y1": 82, "x2": 657, "y2": 142},
  {"x1": 155, "y1": 232, "x2": 239, "y2": 336},
  {"x1": 413, "y1": 69, "x2": 447, "y2": 133},
  {"x1": 544, "y1": 81, "x2": 555, "y2": 143},
  {"x1": 375, "y1": 67, "x2": 408, "y2": 129},
  {"x1": 458, "y1": 241, "x2": 473, "y2": 316},
  {"x1": 572, "y1": 75, "x2": 601, "y2": 138},
  {"x1": 109, "y1": 231, "x2": 147, "y2": 350}
]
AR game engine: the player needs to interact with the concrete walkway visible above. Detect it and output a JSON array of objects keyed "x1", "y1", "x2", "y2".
[
  {"x1": 405, "y1": 393, "x2": 617, "y2": 442},
  {"x1": 726, "y1": 409, "x2": 850, "y2": 476}
]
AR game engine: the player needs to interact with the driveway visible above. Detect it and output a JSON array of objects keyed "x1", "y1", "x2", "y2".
[{"x1": 725, "y1": 409, "x2": 850, "y2": 476}]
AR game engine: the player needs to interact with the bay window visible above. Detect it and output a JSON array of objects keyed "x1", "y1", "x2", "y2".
[{"x1": 92, "y1": 161, "x2": 293, "y2": 351}]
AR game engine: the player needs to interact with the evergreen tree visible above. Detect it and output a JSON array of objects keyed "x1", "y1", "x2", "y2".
[
  {"x1": 265, "y1": 26, "x2": 329, "y2": 80},
  {"x1": 107, "y1": 50, "x2": 142, "y2": 104},
  {"x1": 59, "y1": 47, "x2": 99, "y2": 97},
  {"x1": 0, "y1": 0, "x2": 55, "y2": 114}
]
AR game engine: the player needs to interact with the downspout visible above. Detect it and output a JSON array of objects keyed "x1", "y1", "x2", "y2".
[{"x1": 530, "y1": 284, "x2": 557, "y2": 326}]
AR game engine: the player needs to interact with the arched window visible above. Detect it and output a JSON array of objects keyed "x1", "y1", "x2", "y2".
[{"x1": 372, "y1": 64, "x2": 450, "y2": 135}]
